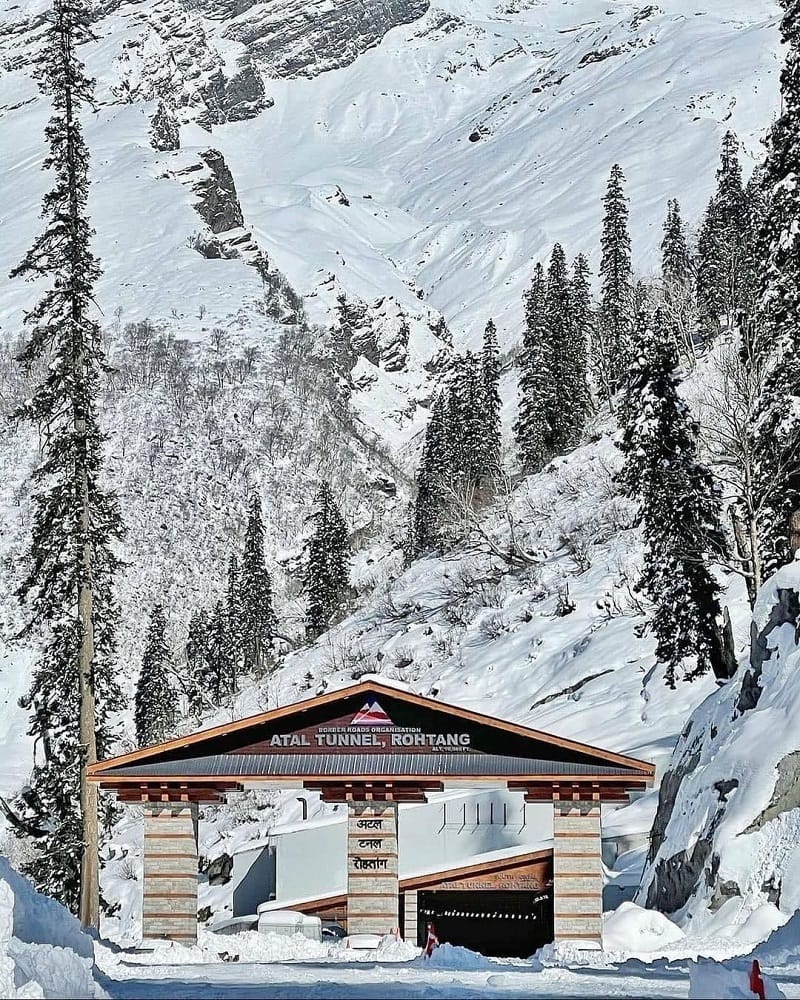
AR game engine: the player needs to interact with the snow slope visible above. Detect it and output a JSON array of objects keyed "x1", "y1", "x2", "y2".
[{"x1": 639, "y1": 559, "x2": 800, "y2": 930}]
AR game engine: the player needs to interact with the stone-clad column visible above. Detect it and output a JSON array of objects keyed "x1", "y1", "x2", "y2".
[
  {"x1": 347, "y1": 801, "x2": 398, "y2": 935},
  {"x1": 552, "y1": 799, "x2": 602, "y2": 944},
  {"x1": 403, "y1": 889, "x2": 419, "y2": 945},
  {"x1": 142, "y1": 802, "x2": 199, "y2": 944}
]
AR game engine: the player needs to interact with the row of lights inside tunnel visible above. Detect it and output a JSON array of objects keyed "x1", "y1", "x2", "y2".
[{"x1": 420, "y1": 910, "x2": 540, "y2": 920}]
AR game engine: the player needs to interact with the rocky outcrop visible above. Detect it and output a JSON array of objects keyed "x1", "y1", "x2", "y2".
[
  {"x1": 199, "y1": 60, "x2": 269, "y2": 126},
  {"x1": 192, "y1": 150, "x2": 245, "y2": 233},
  {"x1": 109, "y1": 0, "x2": 270, "y2": 123},
  {"x1": 639, "y1": 560, "x2": 800, "y2": 923},
  {"x1": 219, "y1": 0, "x2": 430, "y2": 78}
]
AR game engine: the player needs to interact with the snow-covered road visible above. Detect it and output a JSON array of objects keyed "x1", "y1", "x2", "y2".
[{"x1": 103, "y1": 959, "x2": 693, "y2": 999}]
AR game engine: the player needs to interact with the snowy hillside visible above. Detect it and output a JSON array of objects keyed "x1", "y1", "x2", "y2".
[
  {"x1": 640, "y1": 558, "x2": 800, "y2": 930},
  {"x1": 0, "y1": 0, "x2": 787, "y2": 947}
]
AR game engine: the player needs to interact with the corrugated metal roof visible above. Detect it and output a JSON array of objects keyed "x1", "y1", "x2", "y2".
[{"x1": 102, "y1": 752, "x2": 643, "y2": 779}]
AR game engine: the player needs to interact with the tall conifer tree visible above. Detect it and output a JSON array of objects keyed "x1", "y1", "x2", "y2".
[
  {"x1": 597, "y1": 164, "x2": 633, "y2": 400},
  {"x1": 515, "y1": 263, "x2": 551, "y2": 472},
  {"x1": 10, "y1": 0, "x2": 123, "y2": 923},
  {"x1": 620, "y1": 312, "x2": 728, "y2": 688},
  {"x1": 482, "y1": 319, "x2": 502, "y2": 474},
  {"x1": 661, "y1": 200, "x2": 691, "y2": 286},
  {"x1": 134, "y1": 606, "x2": 177, "y2": 747},
  {"x1": 696, "y1": 131, "x2": 751, "y2": 332},
  {"x1": 753, "y1": 0, "x2": 800, "y2": 574},
  {"x1": 569, "y1": 253, "x2": 592, "y2": 435},
  {"x1": 544, "y1": 243, "x2": 575, "y2": 454},
  {"x1": 239, "y1": 495, "x2": 274, "y2": 675},
  {"x1": 305, "y1": 483, "x2": 350, "y2": 639}
]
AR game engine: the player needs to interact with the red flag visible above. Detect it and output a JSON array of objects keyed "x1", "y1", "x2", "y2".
[{"x1": 749, "y1": 959, "x2": 766, "y2": 1000}]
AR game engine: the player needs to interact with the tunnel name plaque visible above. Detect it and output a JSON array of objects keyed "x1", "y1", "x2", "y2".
[{"x1": 259, "y1": 696, "x2": 474, "y2": 755}]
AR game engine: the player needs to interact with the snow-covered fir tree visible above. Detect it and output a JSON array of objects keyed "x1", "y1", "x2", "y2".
[
  {"x1": 620, "y1": 311, "x2": 728, "y2": 688},
  {"x1": 450, "y1": 351, "x2": 491, "y2": 487},
  {"x1": 597, "y1": 164, "x2": 633, "y2": 401},
  {"x1": 134, "y1": 606, "x2": 177, "y2": 747},
  {"x1": 9, "y1": 0, "x2": 124, "y2": 923},
  {"x1": 148, "y1": 101, "x2": 180, "y2": 152},
  {"x1": 544, "y1": 243, "x2": 577, "y2": 454},
  {"x1": 660, "y1": 199, "x2": 698, "y2": 362},
  {"x1": 696, "y1": 131, "x2": 752, "y2": 334},
  {"x1": 226, "y1": 554, "x2": 242, "y2": 668},
  {"x1": 185, "y1": 608, "x2": 211, "y2": 716},
  {"x1": 515, "y1": 263, "x2": 551, "y2": 472},
  {"x1": 239, "y1": 494, "x2": 274, "y2": 674},
  {"x1": 481, "y1": 319, "x2": 501, "y2": 473},
  {"x1": 305, "y1": 482, "x2": 350, "y2": 639},
  {"x1": 661, "y1": 200, "x2": 691, "y2": 286},
  {"x1": 753, "y1": 0, "x2": 800, "y2": 575},
  {"x1": 412, "y1": 392, "x2": 451, "y2": 553},
  {"x1": 569, "y1": 253, "x2": 592, "y2": 431},
  {"x1": 205, "y1": 600, "x2": 236, "y2": 703}
]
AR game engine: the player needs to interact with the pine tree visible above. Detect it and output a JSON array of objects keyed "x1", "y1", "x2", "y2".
[
  {"x1": 413, "y1": 392, "x2": 451, "y2": 553},
  {"x1": 661, "y1": 200, "x2": 691, "y2": 286},
  {"x1": 660, "y1": 199, "x2": 698, "y2": 362},
  {"x1": 569, "y1": 253, "x2": 592, "y2": 435},
  {"x1": 597, "y1": 164, "x2": 633, "y2": 400},
  {"x1": 696, "y1": 131, "x2": 751, "y2": 333},
  {"x1": 239, "y1": 494, "x2": 274, "y2": 675},
  {"x1": 515, "y1": 263, "x2": 551, "y2": 472},
  {"x1": 752, "y1": 0, "x2": 800, "y2": 575},
  {"x1": 481, "y1": 319, "x2": 502, "y2": 473},
  {"x1": 185, "y1": 608, "x2": 211, "y2": 716},
  {"x1": 205, "y1": 601, "x2": 236, "y2": 703},
  {"x1": 305, "y1": 483, "x2": 350, "y2": 639},
  {"x1": 226, "y1": 554, "x2": 242, "y2": 670},
  {"x1": 9, "y1": 0, "x2": 124, "y2": 923},
  {"x1": 620, "y1": 312, "x2": 728, "y2": 688},
  {"x1": 135, "y1": 606, "x2": 177, "y2": 747},
  {"x1": 450, "y1": 352, "x2": 490, "y2": 486},
  {"x1": 544, "y1": 243, "x2": 576, "y2": 454},
  {"x1": 148, "y1": 101, "x2": 180, "y2": 152}
]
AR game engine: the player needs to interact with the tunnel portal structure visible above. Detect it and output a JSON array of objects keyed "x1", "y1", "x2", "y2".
[{"x1": 89, "y1": 681, "x2": 653, "y2": 950}]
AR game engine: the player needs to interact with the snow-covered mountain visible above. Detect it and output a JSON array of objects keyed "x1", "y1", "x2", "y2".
[{"x1": 0, "y1": 0, "x2": 788, "y2": 945}]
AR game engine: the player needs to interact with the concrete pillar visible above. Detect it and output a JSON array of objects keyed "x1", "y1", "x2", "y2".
[
  {"x1": 347, "y1": 801, "x2": 398, "y2": 935},
  {"x1": 552, "y1": 799, "x2": 602, "y2": 945},
  {"x1": 142, "y1": 802, "x2": 198, "y2": 945},
  {"x1": 403, "y1": 889, "x2": 419, "y2": 945}
]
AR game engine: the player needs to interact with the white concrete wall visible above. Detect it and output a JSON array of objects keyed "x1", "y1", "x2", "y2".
[
  {"x1": 398, "y1": 789, "x2": 552, "y2": 876},
  {"x1": 259, "y1": 789, "x2": 552, "y2": 906}
]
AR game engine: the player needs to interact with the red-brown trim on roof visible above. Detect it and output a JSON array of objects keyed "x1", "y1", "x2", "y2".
[{"x1": 88, "y1": 680, "x2": 655, "y2": 779}]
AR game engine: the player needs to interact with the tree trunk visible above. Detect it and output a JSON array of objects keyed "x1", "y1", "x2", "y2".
[
  {"x1": 78, "y1": 448, "x2": 99, "y2": 930},
  {"x1": 730, "y1": 506, "x2": 757, "y2": 608},
  {"x1": 790, "y1": 510, "x2": 800, "y2": 556}
]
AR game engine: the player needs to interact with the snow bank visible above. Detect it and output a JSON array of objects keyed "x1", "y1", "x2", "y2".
[
  {"x1": 602, "y1": 902, "x2": 685, "y2": 957},
  {"x1": 753, "y1": 910, "x2": 800, "y2": 972},
  {"x1": 639, "y1": 557, "x2": 800, "y2": 932},
  {"x1": 421, "y1": 942, "x2": 495, "y2": 971},
  {"x1": 0, "y1": 858, "x2": 101, "y2": 999},
  {"x1": 688, "y1": 960, "x2": 785, "y2": 1000}
]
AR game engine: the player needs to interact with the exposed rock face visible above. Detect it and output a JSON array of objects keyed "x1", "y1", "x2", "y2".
[
  {"x1": 219, "y1": 0, "x2": 430, "y2": 78},
  {"x1": 193, "y1": 150, "x2": 245, "y2": 234},
  {"x1": 639, "y1": 561, "x2": 800, "y2": 923},
  {"x1": 108, "y1": 0, "x2": 271, "y2": 123},
  {"x1": 199, "y1": 61, "x2": 268, "y2": 125}
]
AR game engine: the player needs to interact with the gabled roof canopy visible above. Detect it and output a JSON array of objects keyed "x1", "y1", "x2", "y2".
[{"x1": 90, "y1": 681, "x2": 653, "y2": 798}]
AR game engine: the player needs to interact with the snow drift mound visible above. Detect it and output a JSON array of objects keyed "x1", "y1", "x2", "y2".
[
  {"x1": 639, "y1": 556, "x2": 800, "y2": 930},
  {"x1": 0, "y1": 857, "x2": 101, "y2": 999}
]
